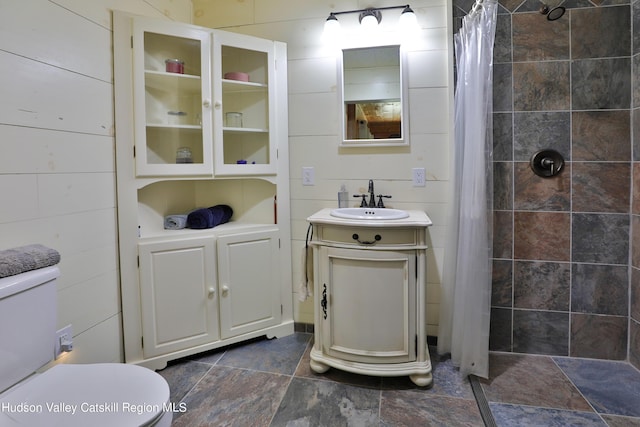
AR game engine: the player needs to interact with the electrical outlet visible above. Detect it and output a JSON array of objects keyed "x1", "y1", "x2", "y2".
[
  {"x1": 302, "y1": 167, "x2": 315, "y2": 186},
  {"x1": 54, "y1": 324, "x2": 73, "y2": 359},
  {"x1": 412, "y1": 167, "x2": 426, "y2": 187}
]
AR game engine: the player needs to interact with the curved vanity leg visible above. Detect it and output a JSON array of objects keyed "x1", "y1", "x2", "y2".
[
  {"x1": 409, "y1": 373, "x2": 433, "y2": 387},
  {"x1": 310, "y1": 359, "x2": 330, "y2": 374}
]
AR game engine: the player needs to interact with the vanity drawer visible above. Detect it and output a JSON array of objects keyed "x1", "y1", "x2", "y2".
[{"x1": 318, "y1": 225, "x2": 418, "y2": 247}]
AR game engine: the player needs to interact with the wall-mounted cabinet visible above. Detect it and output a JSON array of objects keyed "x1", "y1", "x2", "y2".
[{"x1": 113, "y1": 12, "x2": 293, "y2": 370}]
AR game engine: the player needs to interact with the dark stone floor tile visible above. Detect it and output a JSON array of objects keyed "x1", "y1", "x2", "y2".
[
  {"x1": 381, "y1": 391, "x2": 483, "y2": 426},
  {"x1": 218, "y1": 333, "x2": 311, "y2": 375},
  {"x1": 480, "y1": 353, "x2": 592, "y2": 411},
  {"x1": 554, "y1": 358, "x2": 640, "y2": 417},
  {"x1": 157, "y1": 359, "x2": 211, "y2": 404},
  {"x1": 172, "y1": 366, "x2": 290, "y2": 426},
  {"x1": 602, "y1": 414, "x2": 640, "y2": 427},
  {"x1": 270, "y1": 377, "x2": 380, "y2": 426},
  {"x1": 490, "y1": 403, "x2": 607, "y2": 427}
]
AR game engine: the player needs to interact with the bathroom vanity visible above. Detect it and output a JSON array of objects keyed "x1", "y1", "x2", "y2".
[{"x1": 307, "y1": 208, "x2": 433, "y2": 386}]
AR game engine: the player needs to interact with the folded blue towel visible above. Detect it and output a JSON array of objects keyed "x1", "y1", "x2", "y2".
[
  {"x1": 187, "y1": 205, "x2": 233, "y2": 229},
  {"x1": 210, "y1": 204, "x2": 233, "y2": 226},
  {"x1": 164, "y1": 214, "x2": 188, "y2": 230},
  {"x1": 187, "y1": 208, "x2": 215, "y2": 229}
]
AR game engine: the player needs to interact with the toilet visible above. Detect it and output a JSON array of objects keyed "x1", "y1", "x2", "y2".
[{"x1": 0, "y1": 266, "x2": 173, "y2": 426}]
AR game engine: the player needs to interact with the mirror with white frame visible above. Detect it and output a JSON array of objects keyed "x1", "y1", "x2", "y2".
[{"x1": 339, "y1": 45, "x2": 408, "y2": 147}]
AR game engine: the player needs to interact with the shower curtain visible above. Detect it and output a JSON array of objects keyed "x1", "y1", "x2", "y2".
[{"x1": 437, "y1": 0, "x2": 497, "y2": 379}]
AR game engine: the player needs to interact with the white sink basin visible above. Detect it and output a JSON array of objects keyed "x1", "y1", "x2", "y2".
[{"x1": 330, "y1": 208, "x2": 409, "y2": 220}]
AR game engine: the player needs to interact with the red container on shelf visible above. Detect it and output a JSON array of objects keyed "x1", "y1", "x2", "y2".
[{"x1": 165, "y1": 59, "x2": 184, "y2": 74}]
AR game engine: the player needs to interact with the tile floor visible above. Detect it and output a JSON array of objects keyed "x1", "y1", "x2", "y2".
[{"x1": 158, "y1": 332, "x2": 640, "y2": 426}]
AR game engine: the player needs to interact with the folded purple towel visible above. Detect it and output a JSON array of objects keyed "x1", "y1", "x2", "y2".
[{"x1": 187, "y1": 205, "x2": 233, "y2": 229}]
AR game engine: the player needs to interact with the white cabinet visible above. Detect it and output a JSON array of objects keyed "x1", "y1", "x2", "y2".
[
  {"x1": 318, "y1": 247, "x2": 416, "y2": 365},
  {"x1": 212, "y1": 31, "x2": 277, "y2": 176},
  {"x1": 138, "y1": 230, "x2": 282, "y2": 360},
  {"x1": 129, "y1": 17, "x2": 278, "y2": 178},
  {"x1": 307, "y1": 209, "x2": 433, "y2": 386},
  {"x1": 139, "y1": 237, "x2": 219, "y2": 359},
  {"x1": 218, "y1": 229, "x2": 281, "y2": 338},
  {"x1": 132, "y1": 17, "x2": 214, "y2": 177},
  {"x1": 113, "y1": 11, "x2": 293, "y2": 370}
]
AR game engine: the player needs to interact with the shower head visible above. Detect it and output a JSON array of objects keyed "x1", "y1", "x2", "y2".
[{"x1": 539, "y1": 3, "x2": 565, "y2": 20}]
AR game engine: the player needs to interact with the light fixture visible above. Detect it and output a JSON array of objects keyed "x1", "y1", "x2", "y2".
[
  {"x1": 322, "y1": 4, "x2": 418, "y2": 38},
  {"x1": 359, "y1": 9, "x2": 381, "y2": 30},
  {"x1": 399, "y1": 5, "x2": 417, "y2": 27},
  {"x1": 323, "y1": 13, "x2": 340, "y2": 35}
]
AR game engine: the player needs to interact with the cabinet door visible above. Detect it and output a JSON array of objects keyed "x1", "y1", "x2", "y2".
[
  {"x1": 139, "y1": 238, "x2": 219, "y2": 358},
  {"x1": 318, "y1": 247, "x2": 416, "y2": 364},
  {"x1": 217, "y1": 230, "x2": 281, "y2": 339},
  {"x1": 212, "y1": 31, "x2": 277, "y2": 176},
  {"x1": 132, "y1": 18, "x2": 213, "y2": 176}
]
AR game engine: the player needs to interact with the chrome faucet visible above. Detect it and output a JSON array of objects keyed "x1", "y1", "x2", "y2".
[{"x1": 368, "y1": 180, "x2": 376, "y2": 208}]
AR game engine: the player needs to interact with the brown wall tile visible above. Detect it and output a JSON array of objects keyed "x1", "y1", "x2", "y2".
[
  {"x1": 514, "y1": 162, "x2": 570, "y2": 211},
  {"x1": 570, "y1": 314, "x2": 627, "y2": 360},
  {"x1": 513, "y1": 13, "x2": 569, "y2": 61},
  {"x1": 494, "y1": 210, "x2": 513, "y2": 259},
  {"x1": 572, "y1": 111, "x2": 631, "y2": 161},
  {"x1": 572, "y1": 163, "x2": 630, "y2": 213},
  {"x1": 513, "y1": 62, "x2": 570, "y2": 111},
  {"x1": 514, "y1": 212, "x2": 570, "y2": 261},
  {"x1": 572, "y1": 7, "x2": 631, "y2": 59}
]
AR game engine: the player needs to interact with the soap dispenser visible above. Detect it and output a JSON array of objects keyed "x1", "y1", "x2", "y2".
[{"x1": 338, "y1": 184, "x2": 349, "y2": 208}]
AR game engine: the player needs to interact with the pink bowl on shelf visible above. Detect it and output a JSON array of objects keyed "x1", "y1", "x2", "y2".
[{"x1": 224, "y1": 71, "x2": 249, "y2": 82}]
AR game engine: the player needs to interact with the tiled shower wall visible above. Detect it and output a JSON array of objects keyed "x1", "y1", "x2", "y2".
[
  {"x1": 455, "y1": 0, "x2": 638, "y2": 363},
  {"x1": 632, "y1": 0, "x2": 640, "y2": 369}
]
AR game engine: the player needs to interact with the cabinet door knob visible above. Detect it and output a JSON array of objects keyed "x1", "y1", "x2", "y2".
[
  {"x1": 208, "y1": 287, "x2": 216, "y2": 297},
  {"x1": 222, "y1": 285, "x2": 230, "y2": 295},
  {"x1": 203, "y1": 99, "x2": 211, "y2": 108},
  {"x1": 214, "y1": 101, "x2": 222, "y2": 109}
]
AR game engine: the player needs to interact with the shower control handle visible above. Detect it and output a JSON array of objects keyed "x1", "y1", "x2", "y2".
[
  {"x1": 530, "y1": 149, "x2": 564, "y2": 178},
  {"x1": 540, "y1": 157, "x2": 555, "y2": 175}
]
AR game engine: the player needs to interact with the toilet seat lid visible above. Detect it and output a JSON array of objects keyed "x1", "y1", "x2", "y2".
[{"x1": 0, "y1": 363, "x2": 170, "y2": 426}]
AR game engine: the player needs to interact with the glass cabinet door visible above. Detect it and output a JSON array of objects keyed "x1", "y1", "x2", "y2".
[
  {"x1": 132, "y1": 19, "x2": 213, "y2": 176},
  {"x1": 212, "y1": 32, "x2": 276, "y2": 175}
]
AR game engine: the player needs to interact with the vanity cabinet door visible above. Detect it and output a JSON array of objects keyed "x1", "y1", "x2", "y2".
[
  {"x1": 318, "y1": 247, "x2": 416, "y2": 364},
  {"x1": 138, "y1": 237, "x2": 219, "y2": 358},
  {"x1": 132, "y1": 18, "x2": 214, "y2": 177},
  {"x1": 217, "y1": 229, "x2": 281, "y2": 339}
]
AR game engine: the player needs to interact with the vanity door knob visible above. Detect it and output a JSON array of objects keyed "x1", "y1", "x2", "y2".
[
  {"x1": 214, "y1": 101, "x2": 222, "y2": 109},
  {"x1": 208, "y1": 287, "x2": 216, "y2": 298},
  {"x1": 222, "y1": 285, "x2": 230, "y2": 296},
  {"x1": 203, "y1": 99, "x2": 211, "y2": 108}
]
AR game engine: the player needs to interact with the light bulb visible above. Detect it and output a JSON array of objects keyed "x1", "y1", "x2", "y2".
[
  {"x1": 323, "y1": 14, "x2": 341, "y2": 41},
  {"x1": 360, "y1": 10, "x2": 380, "y2": 32},
  {"x1": 399, "y1": 6, "x2": 418, "y2": 30},
  {"x1": 360, "y1": 15, "x2": 378, "y2": 30}
]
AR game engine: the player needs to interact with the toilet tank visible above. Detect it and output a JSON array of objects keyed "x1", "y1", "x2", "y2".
[{"x1": 0, "y1": 266, "x2": 58, "y2": 393}]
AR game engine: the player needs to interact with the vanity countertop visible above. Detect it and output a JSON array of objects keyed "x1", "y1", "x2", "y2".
[{"x1": 307, "y1": 208, "x2": 432, "y2": 227}]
